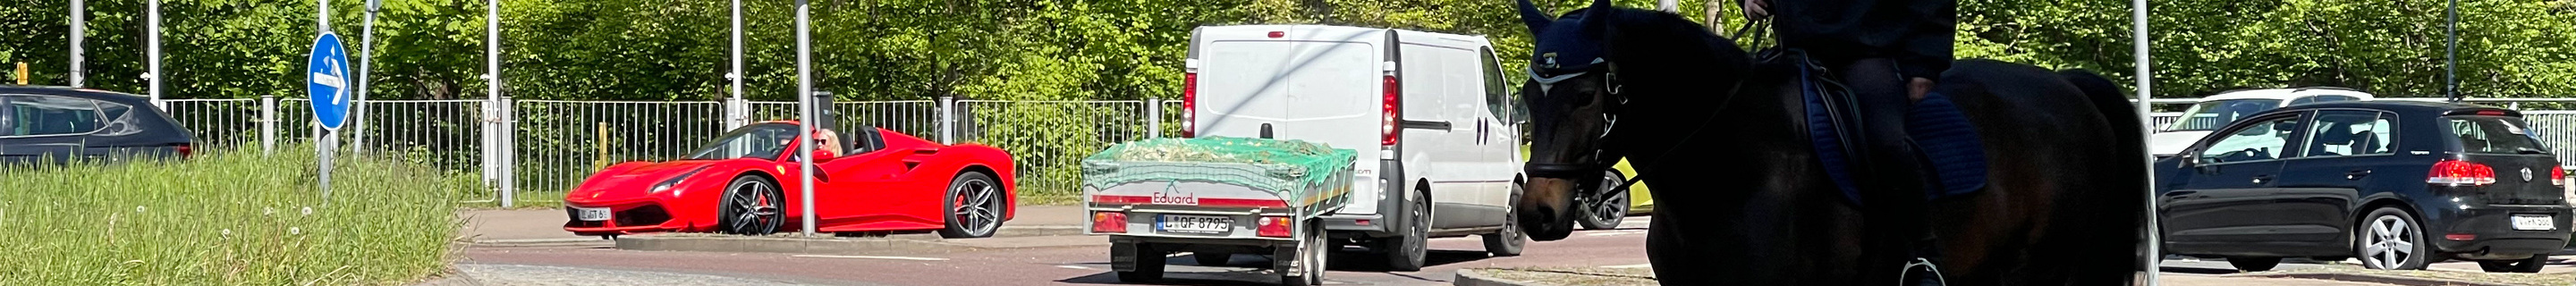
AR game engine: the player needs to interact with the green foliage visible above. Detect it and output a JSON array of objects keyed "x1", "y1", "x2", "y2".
[
  {"x1": 3, "y1": 0, "x2": 2571, "y2": 105},
  {"x1": 0, "y1": 145, "x2": 460, "y2": 284}
]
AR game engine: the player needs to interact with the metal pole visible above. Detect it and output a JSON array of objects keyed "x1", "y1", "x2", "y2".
[
  {"x1": 70, "y1": 0, "x2": 84, "y2": 88},
  {"x1": 1656, "y1": 0, "x2": 1677, "y2": 12},
  {"x1": 353, "y1": 0, "x2": 379, "y2": 153},
  {"x1": 1145, "y1": 100, "x2": 1161, "y2": 139},
  {"x1": 2132, "y1": 0, "x2": 2162, "y2": 283},
  {"x1": 938, "y1": 96, "x2": 955, "y2": 144},
  {"x1": 148, "y1": 0, "x2": 162, "y2": 109},
  {"x1": 501, "y1": 96, "x2": 517, "y2": 207},
  {"x1": 487, "y1": 0, "x2": 510, "y2": 207},
  {"x1": 795, "y1": 0, "x2": 818, "y2": 237},
  {"x1": 262, "y1": 95, "x2": 277, "y2": 156},
  {"x1": 728, "y1": 0, "x2": 747, "y2": 129},
  {"x1": 2445, "y1": 0, "x2": 2460, "y2": 103},
  {"x1": 319, "y1": 0, "x2": 330, "y2": 31}
]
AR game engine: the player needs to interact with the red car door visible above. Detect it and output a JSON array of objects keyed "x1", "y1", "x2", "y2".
[{"x1": 810, "y1": 146, "x2": 930, "y2": 230}]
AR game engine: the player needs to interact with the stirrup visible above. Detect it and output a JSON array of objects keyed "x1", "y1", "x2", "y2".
[{"x1": 1900, "y1": 257, "x2": 1947, "y2": 286}]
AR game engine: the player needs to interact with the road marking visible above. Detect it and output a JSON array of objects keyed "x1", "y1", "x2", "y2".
[
  {"x1": 1604, "y1": 264, "x2": 1654, "y2": 269},
  {"x1": 791, "y1": 255, "x2": 949, "y2": 261},
  {"x1": 1057, "y1": 265, "x2": 1091, "y2": 270}
]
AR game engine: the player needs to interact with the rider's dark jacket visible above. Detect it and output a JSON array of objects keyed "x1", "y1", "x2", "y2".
[{"x1": 1770, "y1": 0, "x2": 1955, "y2": 80}]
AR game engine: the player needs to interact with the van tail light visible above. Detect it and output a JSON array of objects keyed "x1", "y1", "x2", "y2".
[
  {"x1": 1381, "y1": 75, "x2": 1400, "y2": 146},
  {"x1": 2428, "y1": 160, "x2": 2497, "y2": 186},
  {"x1": 1182, "y1": 72, "x2": 1198, "y2": 138},
  {"x1": 1091, "y1": 212, "x2": 1128, "y2": 233},
  {"x1": 1257, "y1": 215, "x2": 1294, "y2": 238},
  {"x1": 2553, "y1": 167, "x2": 2566, "y2": 187},
  {"x1": 175, "y1": 143, "x2": 193, "y2": 158}
]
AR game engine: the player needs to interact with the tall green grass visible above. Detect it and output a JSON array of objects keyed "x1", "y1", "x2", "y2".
[{"x1": 0, "y1": 145, "x2": 460, "y2": 285}]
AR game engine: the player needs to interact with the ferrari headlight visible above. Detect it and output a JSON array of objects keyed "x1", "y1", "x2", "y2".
[{"x1": 648, "y1": 167, "x2": 712, "y2": 196}]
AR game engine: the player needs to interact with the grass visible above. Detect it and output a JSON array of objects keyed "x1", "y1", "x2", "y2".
[{"x1": 0, "y1": 145, "x2": 462, "y2": 285}]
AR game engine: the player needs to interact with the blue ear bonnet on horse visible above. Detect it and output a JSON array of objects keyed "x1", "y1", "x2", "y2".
[{"x1": 1521, "y1": 0, "x2": 1614, "y2": 80}]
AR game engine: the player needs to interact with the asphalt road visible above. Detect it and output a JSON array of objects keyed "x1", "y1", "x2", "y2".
[{"x1": 455, "y1": 216, "x2": 2399, "y2": 286}]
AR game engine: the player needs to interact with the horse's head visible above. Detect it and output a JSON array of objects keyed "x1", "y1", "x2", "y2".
[{"x1": 1515, "y1": 0, "x2": 1624, "y2": 241}]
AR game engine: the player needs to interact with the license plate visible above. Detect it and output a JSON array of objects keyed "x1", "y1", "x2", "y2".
[
  {"x1": 1157, "y1": 214, "x2": 1233, "y2": 234},
  {"x1": 574, "y1": 207, "x2": 612, "y2": 222},
  {"x1": 2512, "y1": 214, "x2": 2555, "y2": 231}
]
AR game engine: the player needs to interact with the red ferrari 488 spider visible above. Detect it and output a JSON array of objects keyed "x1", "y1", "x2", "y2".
[{"x1": 564, "y1": 122, "x2": 1016, "y2": 238}]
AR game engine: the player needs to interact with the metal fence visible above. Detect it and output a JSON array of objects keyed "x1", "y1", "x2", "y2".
[{"x1": 155, "y1": 98, "x2": 2576, "y2": 206}]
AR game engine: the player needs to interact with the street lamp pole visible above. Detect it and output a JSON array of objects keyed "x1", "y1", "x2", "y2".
[
  {"x1": 795, "y1": 0, "x2": 818, "y2": 237},
  {"x1": 2444, "y1": 0, "x2": 2460, "y2": 103},
  {"x1": 354, "y1": 0, "x2": 381, "y2": 153},
  {"x1": 2132, "y1": 0, "x2": 2161, "y2": 283}
]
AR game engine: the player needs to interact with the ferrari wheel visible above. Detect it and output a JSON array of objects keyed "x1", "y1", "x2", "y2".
[
  {"x1": 940, "y1": 172, "x2": 1005, "y2": 239},
  {"x1": 718, "y1": 176, "x2": 784, "y2": 235}
]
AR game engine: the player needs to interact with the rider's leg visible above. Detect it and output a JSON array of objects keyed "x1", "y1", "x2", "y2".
[{"x1": 1838, "y1": 57, "x2": 1936, "y2": 284}]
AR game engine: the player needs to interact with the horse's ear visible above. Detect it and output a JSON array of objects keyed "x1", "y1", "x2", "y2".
[
  {"x1": 1517, "y1": 0, "x2": 1553, "y2": 33},
  {"x1": 1578, "y1": 0, "x2": 1612, "y2": 29}
]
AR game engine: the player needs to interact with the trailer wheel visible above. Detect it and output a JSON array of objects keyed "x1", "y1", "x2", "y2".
[
  {"x1": 1277, "y1": 220, "x2": 1328, "y2": 286},
  {"x1": 1114, "y1": 241, "x2": 1165, "y2": 282}
]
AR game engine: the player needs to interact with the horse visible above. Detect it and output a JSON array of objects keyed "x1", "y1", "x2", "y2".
[{"x1": 1509, "y1": 0, "x2": 2148, "y2": 284}]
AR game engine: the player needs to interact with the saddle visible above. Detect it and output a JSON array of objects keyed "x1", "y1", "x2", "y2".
[
  {"x1": 1779, "y1": 49, "x2": 1984, "y2": 286},
  {"x1": 1780, "y1": 51, "x2": 1990, "y2": 206}
]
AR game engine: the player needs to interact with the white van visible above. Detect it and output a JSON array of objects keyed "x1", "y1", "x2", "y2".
[
  {"x1": 1182, "y1": 25, "x2": 1526, "y2": 270},
  {"x1": 2151, "y1": 87, "x2": 2377, "y2": 157}
]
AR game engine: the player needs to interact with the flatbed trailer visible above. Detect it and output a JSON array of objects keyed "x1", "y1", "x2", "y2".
[{"x1": 1080, "y1": 138, "x2": 1356, "y2": 286}]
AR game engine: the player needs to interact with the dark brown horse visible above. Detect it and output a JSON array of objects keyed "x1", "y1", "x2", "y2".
[{"x1": 1511, "y1": 1, "x2": 2148, "y2": 284}]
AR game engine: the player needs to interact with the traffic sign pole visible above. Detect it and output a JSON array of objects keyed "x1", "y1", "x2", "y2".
[{"x1": 309, "y1": 33, "x2": 352, "y2": 204}]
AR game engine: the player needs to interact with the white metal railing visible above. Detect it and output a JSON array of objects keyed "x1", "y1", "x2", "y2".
[{"x1": 156, "y1": 97, "x2": 2576, "y2": 206}]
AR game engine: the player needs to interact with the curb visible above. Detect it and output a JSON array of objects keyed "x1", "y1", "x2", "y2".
[
  {"x1": 2226, "y1": 272, "x2": 2523, "y2": 286},
  {"x1": 1453, "y1": 269, "x2": 1546, "y2": 286},
  {"x1": 464, "y1": 238, "x2": 616, "y2": 248}
]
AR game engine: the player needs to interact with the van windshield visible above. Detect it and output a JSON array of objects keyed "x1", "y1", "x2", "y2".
[
  {"x1": 2447, "y1": 115, "x2": 2549, "y2": 155},
  {"x1": 2164, "y1": 99, "x2": 2284, "y2": 131}
]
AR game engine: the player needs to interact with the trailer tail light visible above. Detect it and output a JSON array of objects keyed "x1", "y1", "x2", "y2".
[
  {"x1": 1182, "y1": 72, "x2": 1198, "y2": 138},
  {"x1": 1381, "y1": 75, "x2": 1400, "y2": 146},
  {"x1": 2553, "y1": 167, "x2": 2566, "y2": 187},
  {"x1": 1257, "y1": 216, "x2": 1294, "y2": 238},
  {"x1": 2428, "y1": 160, "x2": 2497, "y2": 186},
  {"x1": 1092, "y1": 212, "x2": 1128, "y2": 233}
]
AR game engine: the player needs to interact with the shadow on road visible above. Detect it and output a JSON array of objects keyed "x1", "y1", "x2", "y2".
[{"x1": 1055, "y1": 248, "x2": 1501, "y2": 285}]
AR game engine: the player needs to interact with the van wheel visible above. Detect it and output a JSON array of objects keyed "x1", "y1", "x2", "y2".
[
  {"x1": 1384, "y1": 189, "x2": 1430, "y2": 271},
  {"x1": 1577, "y1": 170, "x2": 1631, "y2": 230},
  {"x1": 2355, "y1": 207, "x2": 2430, "y2": 270},
  {"x1": 1483, "y1": 182, "x2": 1529, "y2": 257}
]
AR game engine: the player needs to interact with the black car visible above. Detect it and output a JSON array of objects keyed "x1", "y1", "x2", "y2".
[
  {"x1": 2156, "y1": 101, "x2": 2572, "y2": 273},
  {"x1": 0, "y1": 86, "x2": 193, "y2": 164}
]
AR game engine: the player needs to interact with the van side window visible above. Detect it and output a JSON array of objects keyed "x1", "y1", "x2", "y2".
[{"x1": 1479, "y1": 47, "x2": 1509, "y2": 121}]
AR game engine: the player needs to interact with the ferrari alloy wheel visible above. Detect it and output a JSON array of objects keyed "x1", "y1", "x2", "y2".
[
  {"x1": 940, "y1": 172, "x2": 1005, "y2": 239},
  {"x1": 718, "y1": 176, "x2": 784, "y2": 235}
]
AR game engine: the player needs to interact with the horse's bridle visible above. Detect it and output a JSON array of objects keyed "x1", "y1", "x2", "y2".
[{"x1": 1522, "y1": 59, "x2": 1629, "y2": 181}]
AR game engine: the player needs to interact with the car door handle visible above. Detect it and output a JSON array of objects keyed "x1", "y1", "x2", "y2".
[
  {"x1": 2345, "y1": 170, "x2": 2373, "y2": 180},
  {"x1": 2251, "y1": 175, "x2": 2273, "y2": 184}
]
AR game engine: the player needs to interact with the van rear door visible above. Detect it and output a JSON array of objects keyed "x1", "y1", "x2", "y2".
[{"x1": 1193, "y1": 27, "x2": 1388, "y2": 214}]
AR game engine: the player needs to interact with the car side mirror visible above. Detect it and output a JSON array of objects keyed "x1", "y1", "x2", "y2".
[{"x1": 809, "y1": 149, "x2": 836, "y2": 163}]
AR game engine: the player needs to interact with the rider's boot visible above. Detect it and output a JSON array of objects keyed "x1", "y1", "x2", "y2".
[{"x1": 1840, "y1": 58, "x2": 1942, "y2": 286}]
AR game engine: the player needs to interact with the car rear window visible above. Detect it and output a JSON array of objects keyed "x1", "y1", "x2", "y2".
[{"x1": 2447, "y1": 115, "x2": 2549, "y2": 155}]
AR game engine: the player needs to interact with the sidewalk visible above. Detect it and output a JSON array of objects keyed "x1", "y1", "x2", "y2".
[{"x1": 457, "y1": 205, "x2": 1088, "y2": 247}]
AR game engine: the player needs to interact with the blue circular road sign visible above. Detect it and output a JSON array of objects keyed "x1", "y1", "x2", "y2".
[{"x1": 308, "y1": 33, "x2": 352, "y2": 130}]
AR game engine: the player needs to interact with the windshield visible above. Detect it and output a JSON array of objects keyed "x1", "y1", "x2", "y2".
[
  {"x1": 2164, "y1": 99, "x2": 2284, "y2": 131},
  {"x1": 687, "y1": 123, "x2": 800, "y2": 160}
]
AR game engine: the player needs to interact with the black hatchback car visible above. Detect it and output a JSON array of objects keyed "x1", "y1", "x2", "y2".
[
  {"x1": 0, "y1": 86, "x2": 193, "y2": 164},
  {"x1": 2156, "y1": 101, "x2": 2572, "y2": 273}
]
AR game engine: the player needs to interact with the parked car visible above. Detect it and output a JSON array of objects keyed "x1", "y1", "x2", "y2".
[
  {"x1": 1184, "y1": 24, "x2": 1528, "y2": 271},
  {"x1": 2152, "y1": 87, "x2": 2376, "y2": 157},
  {"x1": 2155, "y1": 101, "x2": 2572, "y2": 273},
  {"x1": 0, "y1": 86, "x2": 193, "y2": 164},
  {"x1": 563, "y1": 122, "x2": 1018, "y2": 239}
]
